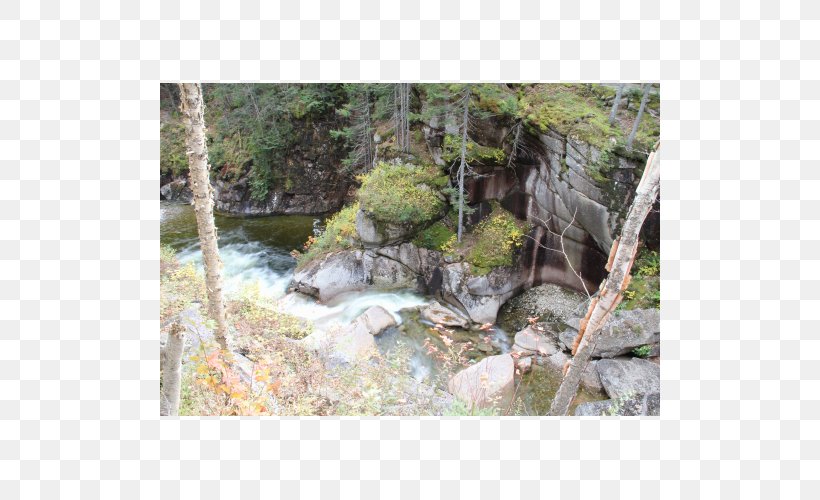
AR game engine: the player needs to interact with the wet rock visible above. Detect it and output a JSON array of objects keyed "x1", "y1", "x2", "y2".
[
  {"x1": 290, "y1": 251, "x2": 368, "y2": 302},
  {"x1": 596, "y1": 357, "x2": 661, "y2": 400},
  {"x1": 354, "y1": 306, "x2": 397, "y2": 336},
  {"x1": 560, "y1": 308, "x2": 660, "y2": 358},
  {"x1": 420, "y1": 300, "x2": 470, "y2": 328},
  {"x1": 160, "y1": 179, "x2": 192, "y2": 203},
  {"x1": 513, "y1": 326, "x2": 560, "y2": 356},
  {"x1": 448, "y1": 354, "x2": 515, "y2": 410},
  {"x1": 537, "y1": 350, "x2": 603, "y2": 393}
]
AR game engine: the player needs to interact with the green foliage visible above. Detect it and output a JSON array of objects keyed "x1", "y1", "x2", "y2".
[
  {"x1": 357, "y1": 161, "x2": 447, "y2": 225},
  {"x1": 413, "y1": 220, "x2": 456, "y2": 251},
  {"x1": 159, "y1": 246, "x2": 206, "y2": 323},
  {"x1": 466, "y1": 205, "x2": 530, "y2": 275},
  {"x1": 632, "y1": 345, "x2": 652, "y2": 358},
  {"x1": 227, "y1": 281, "x2": 313, "y2": 341},
  {"x1": 443, "y1": 399, "x2": 499, "y2": 416},
  {"x1": 620, "y1": 248, "x2": 661, "y2": 310},
  {"x1": 519, "y1": 84, "x2": 620, "y2": 150},
  {"x1": 295, "y1": 204, "x2": 360, "y2": 266},
  {"x1": 441, "y1": 134, "x2": 507, "y2": 165},
  {"x1": 160, "y1": 119, "x2": 188, "y2": 177}
]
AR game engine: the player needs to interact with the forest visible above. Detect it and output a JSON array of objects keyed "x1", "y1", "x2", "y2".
[{"x1": 160, "y1": 82, "x2": 661, "y2": 416}]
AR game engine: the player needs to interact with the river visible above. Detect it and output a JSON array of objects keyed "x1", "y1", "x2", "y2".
[{"x1": 160, "y1": 201, "x2": 603, "y2": 414}]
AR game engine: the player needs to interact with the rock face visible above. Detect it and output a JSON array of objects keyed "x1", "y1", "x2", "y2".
[
  {"x1": 596, "y1": 357, "x2": 661, "y2": 399},
  {"x1": 448, "y1": 354, "x2": 515, "y2": 410},
  {"x1": 160, "y1": 179, "x2": 193, "y2": 203},
  {"x1": 356, "y1": 209, "x2": 422, "y2": 248},
  {"x1": 420, "y1": 301, "x2": 470, "y2": 328},
  {"x1": 560, "y1": 308, "x2": 660, "y2": 358},
  {"x1": 300, "y1": 309, "x2": 386, "y2": 367}
]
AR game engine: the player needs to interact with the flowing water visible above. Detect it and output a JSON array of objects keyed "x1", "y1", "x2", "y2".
[{"x1": 160, "y1": 201, "x2": 603, "y2": 414}]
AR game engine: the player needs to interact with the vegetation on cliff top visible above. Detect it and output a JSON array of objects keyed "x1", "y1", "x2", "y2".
[
  {"x1": 357, "y1": 160, "x2": 448, "y2": 224},
  {"x1": 294, "y1": 204, "x2": 360, "y2": 267}
]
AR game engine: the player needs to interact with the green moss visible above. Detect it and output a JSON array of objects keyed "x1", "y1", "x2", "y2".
[
  {"x1": 519, "y1": 84, "x2": 620, "y2": 151},
  {"x1": 357, "y1": 161, "x2": 447, "y2": 225},
  {"x1": 413, "y1": 220, "x2": 456, "y2": 251},
  {"x1": 441, "y1": 134, "x2": 507, "y2": 165},
  {"x1": 295, "y1": 204, "x2": 360, "y2": 267},
  {"x1": 466, "y1": 205, "x2": 530, "y2": 275}
]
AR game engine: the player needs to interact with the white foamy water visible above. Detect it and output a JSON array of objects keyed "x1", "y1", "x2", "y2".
[{"x1": 276, "y1": 289, "x2": 428, "y2": 332}]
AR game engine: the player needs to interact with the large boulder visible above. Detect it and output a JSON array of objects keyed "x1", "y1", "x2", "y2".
[
  {"x1": 573, "y1": 392, "x2": 660, "y2": 416},
  {"x1": 290, "y1": 251, "x2": 368, "y2": 302},
  {"x1": 363, "y1": 251, "x2": 419, "y2": 290},
  {"x1": 300, "y1": 309, "x2": 385, "y2": 367},
  {"x1": 448, "y1": 354, "x2": 515, "y2": 410},
  {"x1": 560, "y1": 308, "x2": 660, "y2": 358},
  {"x1": 538, "y1": 350, "x2": 603, "y2": 393},
  {"x1": 420, "y1": 300, "x2": 470, "y2": 328},
  {"x1": 439, "y1": 263, "x2": 519, "y2": 324},
  {"x1": 596, "y1": 357, "x2": 661, "y2": 399}
]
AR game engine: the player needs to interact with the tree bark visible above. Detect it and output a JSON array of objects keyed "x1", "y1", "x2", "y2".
[
  {"x1": 160, "y1": 322, "x2": 185, "y2": 416},
  {"x1": 608, "y1": 83, "x2": 624, "y2": 125},
  {"x1": 178, "y1": 82, "x2": 230, "y2": 350},
  {"x1": 457, "y1": 86, "x2": 470, "y2": 243},
  {"x1": 626, "y1": 84, "x2": 651, "y2": 150},
  {"x1": 547, "y1": 143, "x2": 660, "y2": 416}
]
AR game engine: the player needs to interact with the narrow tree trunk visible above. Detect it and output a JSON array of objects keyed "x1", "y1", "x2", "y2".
[
  {"x1": 160, "y1": 322, "x2": 185, "y2": 416},
  {"x1": 626, "y1": 84, "x2": 651, "y2": 150},
  {"x1": 548, "y1": 144, "x2": 660, "y2": 416},
  {"x1": 507, "y1": 121, "x2": 522, "y2": 168},
  {"x1": 457, "y1": 86, "x2": 470, "y2": 243},
  {"x1": 178, "y1": 82, "x2": 229, "y2": 350},
  {"x1": 608, "y1": 83, "x2": 624, "y2": 125}
]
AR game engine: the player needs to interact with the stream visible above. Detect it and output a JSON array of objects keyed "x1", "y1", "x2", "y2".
[{"x1": 160, "y1": 201, "x2": 603, "y2": 414}]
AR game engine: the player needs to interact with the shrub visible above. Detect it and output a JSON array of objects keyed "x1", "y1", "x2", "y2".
[
  {"x1": 357, "y1": 161, "x2": 447, "y2": 225},
  {"x1": 295, "y1": 204, "x2": 360, "y2": 266},
  {"x1": 632, "y1": 345, "x2": 652, "y2": 358},
  {"x1": 413, "y1": 220, "x2": 456, "y2": 251},
  {"x1": 441, "y1": 134, "x2": 507, "y2": 165},
  {"x1": 160, "y1": 119, "x2": 189, "y2": 177},
  {"x1": 160, "y1": 246, "x2": 206, "y2": 324},
  {"x1": 227, "y1": 281, "x2": 313, "y2": 342},
  {"x1": 519, "y1": 84, "x2": 619, "y2": 151},
  {"x1": 466, "y1": 206, "x2": 530, "y2": 275}
]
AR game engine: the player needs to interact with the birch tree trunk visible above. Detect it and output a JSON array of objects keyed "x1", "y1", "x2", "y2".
[
  {"x1": 547, "y1": 143, "x2": 660, "y2": 416},
  {"x1": 456, "y1": 86, "x2": 470, "y2": 243},
  {"x1": 178, "y1": 82, "x2": 230, "y2": 350},
  {"x1": 608, "y1": 83, "x2": 624, "y2": 125},
  {"x1": 626, "y1": 83, "x2": 651, "y2": 150},
  {"x1": 160, "y1": 322, "x2": 185, "y2": 416}
]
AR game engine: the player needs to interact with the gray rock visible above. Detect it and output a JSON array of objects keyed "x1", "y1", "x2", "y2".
[
  {"x1": 290, "y1": 251, "x2": 368, "y2": 302},
  {"x1": 448, "y1": 354, "x2": 515, "y2": 410},
  {"x1": 300, "y1": 312, "x2": 382, "y2": 367},
  {"x1": 420, "y1": 300, "x2": 470, "y2": 328},
  {"x1": 573, "y1": 392, "x2": 660, "y2": 416},
  {"x1": 513, "y1": 326, "x2": 560, "y2": 356},
  {"x1": 516, "y1": 356, "x2": 533, "y2": 373},
  {"x1": 500, "y1": 283, "x2": 588, "y2": 326},
  {"x1": 537, "y1": 350, "x2": 602, "y2": 393},
  {"x1": 597, "y1": 357, "x2": 661, "y2": 399},
  {"x1": 160, "y1": 179, "x2": 192, "y2": 203},
  {"x1": 353, "y1": 305, "x2": 397, "y2": 336},
  {"x1": 356, "y1": 209, "x2": 423, "y2": 248},
  {"x1": 561, "y1": 308, "x2": 660, "y2": 358}
]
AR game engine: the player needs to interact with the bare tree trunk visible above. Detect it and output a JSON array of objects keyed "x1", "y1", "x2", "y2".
[
  {"x1": 178, "y1": 82, "x2": 230, "y2": 350},
  {"x1": 457, "y1": 86, "x2": 471, "y2": 243},
  {"x1": 626, "y1": 84, "x2": 651, "y2": 150},
  {"x1": 547, "y1": 143, "x2": 660, "y2": 416},
  {"x1": 394, "y1": 83, "x2": 411, "y2": 153},
  {"x1": 608, "y1": 83, "x2": 624, "y2": 125},
  {"x1": 160, "y1": 322, "x2": 185, "y2": 416}
]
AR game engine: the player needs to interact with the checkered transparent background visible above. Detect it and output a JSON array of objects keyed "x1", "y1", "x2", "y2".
[{"x1": 1, "y1": 0, "x2": 817, "y2": 498}]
